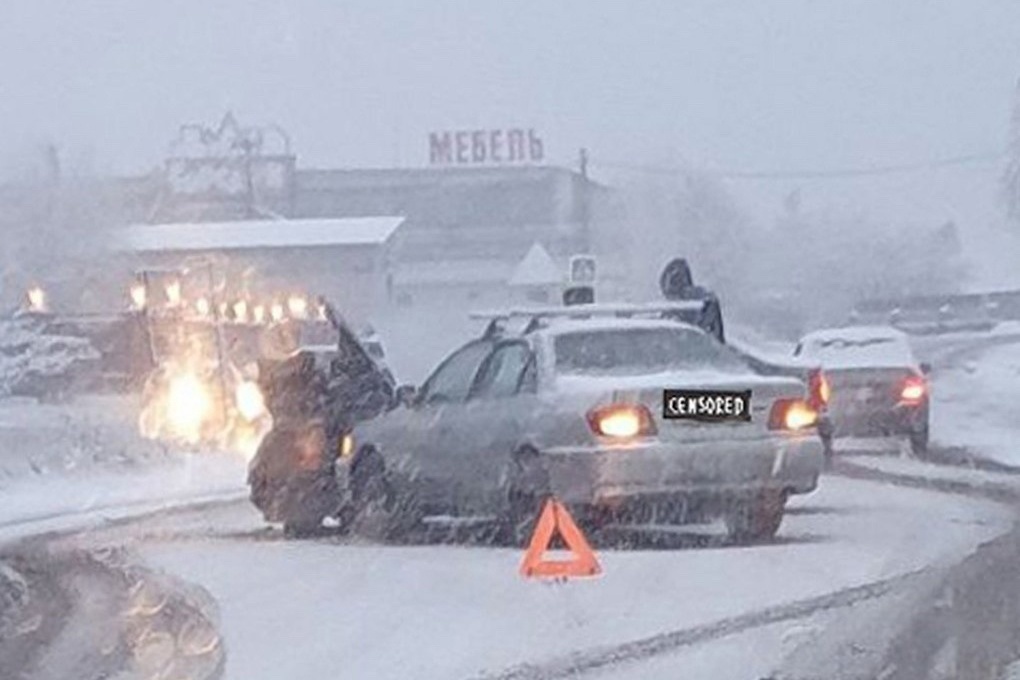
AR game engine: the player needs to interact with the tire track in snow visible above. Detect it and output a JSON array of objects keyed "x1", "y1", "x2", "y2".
[
  {"x1": 473, "y1": 439, "x2": 1020, "y2": 680},
  {"x1": 470, "y1": 570, "x2": 923, "y2": 680}
]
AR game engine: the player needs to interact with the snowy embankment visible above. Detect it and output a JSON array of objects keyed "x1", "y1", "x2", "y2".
[
  {"x1": 929, "y1": 336, "x2": 1020, "y2": 468},
  {"x1": 0, "y1": 395, "x2": 247, "y2": 543}
]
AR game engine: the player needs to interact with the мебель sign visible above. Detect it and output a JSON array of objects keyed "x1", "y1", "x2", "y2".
[{"x1": 429, "y1": 129, "x2": 544, "y2": 165}]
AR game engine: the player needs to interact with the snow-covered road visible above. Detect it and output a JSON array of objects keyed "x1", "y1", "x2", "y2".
[
  {"x1": 3, "y1": 333, "x2": 1020, "y2": 679},
  {"x1": 96, "y1": 474, "x2": 1004, "y2": 680}
]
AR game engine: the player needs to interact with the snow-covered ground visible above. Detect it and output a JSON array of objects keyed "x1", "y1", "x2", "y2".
[
  {"x1": 2, "y1": 329, "x2": 1019, "y2": 679},
  {"x1": 0, "y1": 395, "x2": 247, "y2": 544},
  {"x1": 136, "y1": 476, "x2": 1010, "y2": 680},
  {"x1": 930, "y1": 340, "x2": 1020, "y2": 467}
]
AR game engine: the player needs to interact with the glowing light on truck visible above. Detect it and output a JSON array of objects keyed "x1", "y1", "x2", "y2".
[
  {"x1": 165, "y1": 373, "x2": 213, "y2": 443},
  {"x1": 195, "y1": 297, "x2": 211, "y2": 317},
  {"x1": 165, "y1": 280, "x2": 182, "y2": 307},
  {"x1": 26, "y1": 287, "x2": 47, "y2": 313},
  {"x1": 233, "y1": 299, "x2": 249, "y2": 323},
  {"x1": 287, "y1": 295, "x2": 308, "y2": 319},
  {"x1": 130, "y1": 284, "x2": 147, "y2": 311}
]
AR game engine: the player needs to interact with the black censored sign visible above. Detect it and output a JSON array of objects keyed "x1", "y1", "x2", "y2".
[{"x1": 663, "y1": 389, "x2": 752, "y2": 423}]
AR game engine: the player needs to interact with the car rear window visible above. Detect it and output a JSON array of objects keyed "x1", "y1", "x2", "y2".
[
  {"x1": 553, "y1": 327, "x2": 748, "y2": 375},
  {"x1": 800, "y1": 336, "x2": 914, "y2": 368}
]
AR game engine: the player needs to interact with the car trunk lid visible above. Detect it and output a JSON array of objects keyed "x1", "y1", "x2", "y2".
[
  {"x1": 558, "y1": 371, "x2": 807, "y2": 442},
  {"x1": 824, "y1": 367, "x2": 915, "y2": 411}
]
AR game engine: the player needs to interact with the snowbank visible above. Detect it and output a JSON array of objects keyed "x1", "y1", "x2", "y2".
[
  {"x1": 931, "y1": 341, "x2": 1020, "y2": 466},
  {"x1": 0, "y1": 395, "x2": 247, "y2": 542}
]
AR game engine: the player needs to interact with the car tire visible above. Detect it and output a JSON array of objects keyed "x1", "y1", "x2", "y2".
[
  {"x1": 725, "y1": 489, "x2": 787, "y2": 543},
  {"x1": 910, "y1": 427, "x2": 929, "y2": 459},
  {"x1": 349, "y1": 449, "x2": 418, "y2": 541},
  {"x1": 821, "y1": 433, "x2": 835, "y2": 466},
  {"x1": 501, "y1": 446, "x2": 550, "y2": 547},
  {"x1": 283, "y1": 519, "x2": 327, "y2": 538},
  {"x1": 278, "y1": 473, "x2": 342, "y2": 539}
]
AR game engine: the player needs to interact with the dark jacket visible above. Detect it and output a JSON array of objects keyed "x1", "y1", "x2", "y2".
[{"x1": 659, "y1": 258, "x2": 725, "y2": 343}]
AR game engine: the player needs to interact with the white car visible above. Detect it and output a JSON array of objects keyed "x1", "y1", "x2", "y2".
[
  {"x1": 339, "y1": 304, "x2": 826, "y2": 543},
  {"x1": 794, "y1": 325, "x2": 930, "y2": 456}
]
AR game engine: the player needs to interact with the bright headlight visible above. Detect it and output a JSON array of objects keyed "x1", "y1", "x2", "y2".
[
  {"x1": 167, "y1": 373, "x2": 213, "y2": 439},
  {"x1": 235, "y1": 381, "x2": 266, "y2": 422}
]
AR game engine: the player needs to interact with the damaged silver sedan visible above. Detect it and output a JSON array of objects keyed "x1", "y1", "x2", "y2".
[{"x1": 340, "y1": 305, "x2": 826, "y2": 543}]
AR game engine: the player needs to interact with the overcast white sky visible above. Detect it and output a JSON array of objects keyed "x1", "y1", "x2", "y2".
[{"x1": 1, "y1": 0, "x2": 1018, "y2": 226}]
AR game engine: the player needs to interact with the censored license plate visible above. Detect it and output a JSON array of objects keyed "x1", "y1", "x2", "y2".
[{"x1": 663, "y1": 389, "x2": 752, "y2": 423}]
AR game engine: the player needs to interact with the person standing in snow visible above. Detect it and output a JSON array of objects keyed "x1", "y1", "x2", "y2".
[{"x1": 658, "y1": 257, "x2": 725, "y2": 343}]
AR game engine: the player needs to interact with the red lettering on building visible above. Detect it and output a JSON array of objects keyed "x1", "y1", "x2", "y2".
[
  {"x1": 428, "y1": 129, "x2": 544, "y2": 165},
  {"x1": 429, "y1": 132, "x2": 453, "y2": 165}
]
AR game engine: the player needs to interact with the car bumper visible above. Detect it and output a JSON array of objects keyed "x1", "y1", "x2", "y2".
[
  {"x1": 542, "y1": 434, "x2": 824, "y2": 505},
  {"x1": 830, "y1": 403, "x2": 927, "y2": 438}
]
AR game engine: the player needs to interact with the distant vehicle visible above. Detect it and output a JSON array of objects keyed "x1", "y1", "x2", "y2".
[
  {"x1": 793, "y1": 326, "x2": 930, "y2": 457},
  {"x1": 336, "y1": 304, "x2": 825, "y2": 544}
]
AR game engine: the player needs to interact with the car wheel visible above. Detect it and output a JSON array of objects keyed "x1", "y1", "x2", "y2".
[
  {"x1": 283, "y1": 519, "x2": 327, "y2": 538},
  {"x1": 504, "y1": 486, "x2": 543, "y2": 547},
  {"x1": 349, "y1": 449, "x2": 418, "y2": 541},
  {"x1": 821, "y1": 432, "x2": 835, "y2": 467},
  {"x1": 501, "y1": 446, "x2": 550, "y2": 547},
  {"x1": 278, "y1": 473, "x2": 343, "y2": 538},
  {"x1": 725, "y1": 489, "x2": 787, "y2": 543},
  {"x1": 910, "y1": 427, "x2": 929, "y2": 458}
]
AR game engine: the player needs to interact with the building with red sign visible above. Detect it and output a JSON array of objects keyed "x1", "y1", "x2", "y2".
[{"x1": 110, "y1": 160, "x2": 617, "y2": 315}]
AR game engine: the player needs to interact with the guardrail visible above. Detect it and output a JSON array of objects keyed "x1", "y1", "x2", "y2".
[{"x1": 851, "y1": 289, "x2": 1020, "y2": 335}]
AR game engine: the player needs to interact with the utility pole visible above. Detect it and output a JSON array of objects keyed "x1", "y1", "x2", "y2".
[
  {"x1": 578, "y1": 148, "x2": 591, "y2": 253},
  {"x1": 236, "y1": 136, "x2": 257, "y2": 219}
]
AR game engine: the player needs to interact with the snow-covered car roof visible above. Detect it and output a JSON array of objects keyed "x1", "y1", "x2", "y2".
[
  {"x1": 796, "y1": 325, "x2": 917, "y2": 369},
  {"x1": 530, "y1": 315, "x2": 704, "y2": 338},
  {"x1": 798, "y1": 325, "x2": 907, "y2": 344}
]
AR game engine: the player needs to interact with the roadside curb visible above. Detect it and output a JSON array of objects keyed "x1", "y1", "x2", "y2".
[
  {"x1": 775, "y1": 521, "x2": 1020, "y2": 680},
  {"x1": 773, "y1": 457, "x2": 1020, "y2": 679},
  {"x1": 830, "y1": 458, "x2": 1020, "y2": 505}
]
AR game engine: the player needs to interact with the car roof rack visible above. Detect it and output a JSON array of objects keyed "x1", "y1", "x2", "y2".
[
  {"x1": 469, "y1": 301, "x2": 705, "y2": 322},
  {"x1": 470, "y1": 301, "x2": 707, "y2": 336}
]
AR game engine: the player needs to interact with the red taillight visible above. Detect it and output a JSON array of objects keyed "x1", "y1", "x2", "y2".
[
  {"x1": 768, "y1": 399, "x2": 819, "y2": 431},
  {"x1": 808, "y1": 369, "x2": 830, "y2": 410},
  {"x1": 899, "y1": 375, "x2": 927, "y2": 405},
  {"x1": 587, "y1": 404, "x2": 657, "y2": 439}
]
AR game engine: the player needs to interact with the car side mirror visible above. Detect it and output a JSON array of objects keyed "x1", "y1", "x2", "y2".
[
  {"x1": 920, "y1": 362, "x2": 932, "y2": 375},
  {"x1": 395, "y1": 384, "x2": 418, "y2": 408}
]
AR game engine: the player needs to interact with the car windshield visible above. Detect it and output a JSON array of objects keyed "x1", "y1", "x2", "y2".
[{"x1": 554, "y1": 326, "x2": 748, "y2": 375}]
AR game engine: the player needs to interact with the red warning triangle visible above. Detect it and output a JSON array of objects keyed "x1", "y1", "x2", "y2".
[{"x1": 519, "y1": 498, "x2": 602, "y2": 579}]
